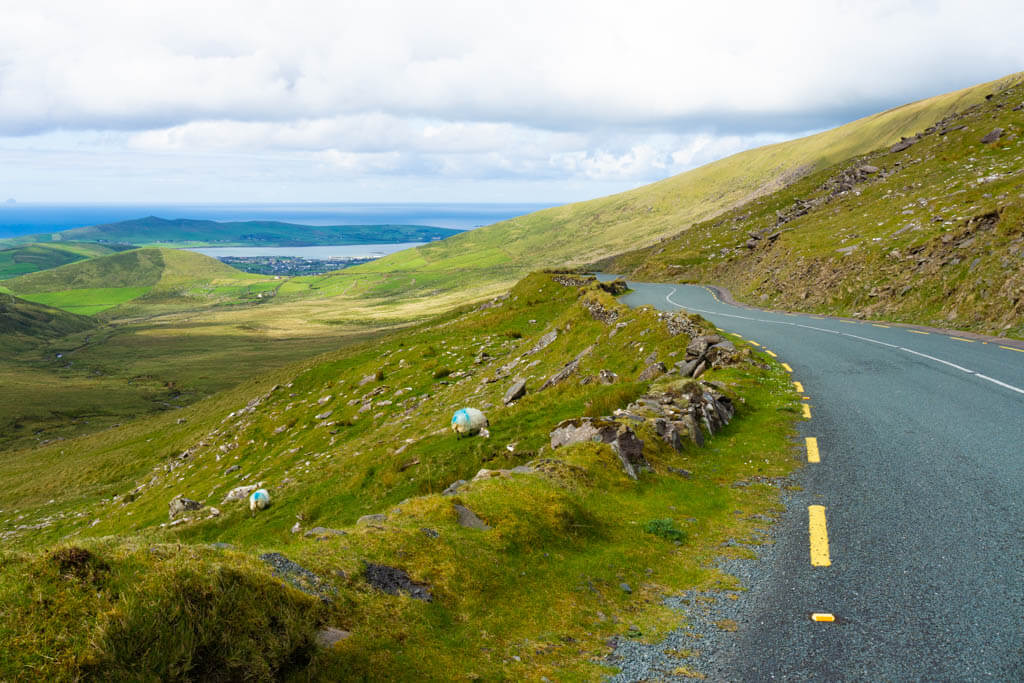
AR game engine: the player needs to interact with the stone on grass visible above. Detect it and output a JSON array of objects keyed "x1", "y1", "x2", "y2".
[
  {"x1": 502, "y1": 379, "x2": 527, "y2": 405},
  {"x1": 454, "y1": 504, "x2": 491, "y2": 530},
  {"x1": 168, "y1": 494, "x2": 201, "y2": 519},
  {"x1": 222, "y1": 484, "x2": 259, "y2": 503},
  {"x1": 316, "y1": 627, "x2": 352, "y2": 649},
  {"x1": 364, "y1": 562, "x2": 432, "y2": 601}
]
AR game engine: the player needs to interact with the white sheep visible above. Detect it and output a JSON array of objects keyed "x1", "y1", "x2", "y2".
[
  {"x1": 249, "y1": 488, "x2": 270, "y2": 515},
  {"x1": 451, "y1": 408, "x2": 488, "y2": 437}
]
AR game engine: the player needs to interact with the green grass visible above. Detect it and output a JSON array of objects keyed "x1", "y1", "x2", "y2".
[
  {"x1": 603, "y1": 74, "x2": 1024, "y2": 337},
  {"x1": 0, "y1": 272, "x2": 803, "y2": 679},
  {"x1": 17, "y1": 286, "x2": 153, "y2": 314}
]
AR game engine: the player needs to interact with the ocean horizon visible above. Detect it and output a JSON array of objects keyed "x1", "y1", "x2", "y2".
[{"x1": 0, "y1": 202, "x2": 555, "y2": 239}]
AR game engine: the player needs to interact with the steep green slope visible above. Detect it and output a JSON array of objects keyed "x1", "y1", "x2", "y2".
[
  {"x1": 0, "y1": 273, "x2": 802, "y2": 679},
  {"x1": 0, "y1": 242, "x2": 121, "y2": 280},
  {"x1": 7, "y1": 216, "x2": 462, "y2": 247},
  {"x1": 0, "y1": 293, "x2": 96, "y2": 348},
  {"x1": 602, "y1": 77, "x2": 1024, "y2": 337},
  {"x1": 284, "y1": 72, "x2": 1021, "y2": 306}
]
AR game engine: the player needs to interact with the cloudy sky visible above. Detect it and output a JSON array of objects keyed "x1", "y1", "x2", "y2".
[{"x1": 0, "y1": 0, "x2": 1021, "y2": 204}]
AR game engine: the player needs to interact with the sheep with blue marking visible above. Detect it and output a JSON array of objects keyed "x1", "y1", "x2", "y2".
[
  {"x1": 451, "y1": 408, "x2": 488, "y2": 438},
  {"x1": 249, "y1": 488, "x2": 270, "y2": 516}
]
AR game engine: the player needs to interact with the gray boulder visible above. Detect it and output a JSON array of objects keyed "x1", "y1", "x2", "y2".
[
  {"x1": 222, "y1": 484, "x2": 259, "y2": 504},
  {"x1": 502, "y1": 379, "x2": 527, "y2": 405},
  {"x1": 168, "y1": 494, "x2": 202, "y2": 519},
  {"x1": 981, "y1": 128, "x2": 1004, "y2": 143},
  {"x1": 638, "y1": 362, "x2": 667, "y2": 381},
  {"x1": 454, "y1": 504, "x2": 491, "y2": 530}
]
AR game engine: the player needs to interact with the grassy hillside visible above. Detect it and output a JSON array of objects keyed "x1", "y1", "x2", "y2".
[
  {"x1": 0, "y1": 293, "x2": 96, "y2": 348},
  {"x1": 281, "y1": 72, "x2": 1022, "y2": 308},
  {"x1": 2, "y1": 247, "x2": 275, "y2": 315},
  {"x1": 602, "y1": 76, "x2": 1024, "y2": 338},
  {"x1": 0, "y1": 272, "x2": 803, "y2": 679},
  {"x1": 0, "y1": 242, "x2": 122, "y2": 280},
  {"x1": 4, "y1": 216, "x2": 462, "y2": 248}
]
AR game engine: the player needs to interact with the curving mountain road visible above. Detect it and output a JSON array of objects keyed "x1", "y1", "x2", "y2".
[{"x1": 619, "y1": 281, "x2": 1024, "y2": 681}]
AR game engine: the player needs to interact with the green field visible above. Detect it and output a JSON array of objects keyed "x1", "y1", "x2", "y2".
[{"x1": 17, "y1": 286, "x2": 153, "y2": 315}]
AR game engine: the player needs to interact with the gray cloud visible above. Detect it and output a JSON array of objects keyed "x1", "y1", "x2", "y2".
[{"x1": 0, "y1": 1, "x2": 1021, "y2": 201}]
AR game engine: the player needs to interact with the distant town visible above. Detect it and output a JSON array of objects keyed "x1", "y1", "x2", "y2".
[{"x1": 218, "y1": 255, "x2": 377, "y2": 276}]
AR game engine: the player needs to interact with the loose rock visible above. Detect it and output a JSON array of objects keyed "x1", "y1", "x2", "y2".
[{"x1": 168, "y1": 495, "x2": 202, "y2": 520}]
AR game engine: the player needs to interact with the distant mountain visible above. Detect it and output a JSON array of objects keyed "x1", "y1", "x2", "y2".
[{"x1": 3, "y1": 216, "x2": 463, "y2": 247}]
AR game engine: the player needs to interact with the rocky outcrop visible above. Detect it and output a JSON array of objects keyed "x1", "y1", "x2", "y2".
[
  {"x1": 364, "y1": 562, "x2": 432, "y2": 602},
  {"x1": 675, "y1": 335, "x2": 739, "y2": 377},
  {"x1": 540, "y1": 345, "x2": 594, "y2": 390},
  {"x1": 549, "y1": 418, "x2": 649, "y2": 479}
]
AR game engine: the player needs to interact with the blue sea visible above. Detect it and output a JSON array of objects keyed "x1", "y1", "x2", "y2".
[{"x1": 0, "y1": 202, "x2": 553, "y2": 239}]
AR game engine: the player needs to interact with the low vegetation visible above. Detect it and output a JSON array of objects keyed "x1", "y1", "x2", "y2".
[{"x1": 0, "y1": 273, "x2": 802, "y2": 679}]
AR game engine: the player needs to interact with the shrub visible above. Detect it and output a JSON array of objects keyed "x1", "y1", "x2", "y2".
[{"x1": 643, "y1": 518, "x2": 688, "y2": 543}]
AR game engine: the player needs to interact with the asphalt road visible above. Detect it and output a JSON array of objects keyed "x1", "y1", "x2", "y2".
[{"x1": 619, "y1": 281, "x2": 1024, "y2": 681}]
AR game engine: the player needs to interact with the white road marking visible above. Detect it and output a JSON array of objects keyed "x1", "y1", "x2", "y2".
[{"x1": 661, "y1": 287, "x2": 1024, "y2": 398}]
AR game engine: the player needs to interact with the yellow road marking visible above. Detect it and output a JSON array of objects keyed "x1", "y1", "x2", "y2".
[
  {"x1": 808, "y1": 505, "x2": 831, "y2": 566},
  {"x1": 950, "y1": 336, "x2": 974, "y2": 343},
  {"x1": 802, "y1": 404, "x2": 812, "y2": 419},
  {"x1": 806, "y1": 437, "x2": 820, "y2": 463},
  {"x1": 765, "y1": 349, "x2": 778, "y2": 357},
  {"x1": 748, "y1": 340, "x2": 761, "y2": 347},
  {"x1": 839, "y1": 320, "x2": 858, "y2": 324},
  {"x1": 908, "y1": 330, "x2": 929, "y2": 335},
  {"x1": 872, "y1": 323, "x2": 890, "y2": 328},
  {"x1": 811, "y1": 613, "x2": 836, "y2": 623},
  {"x1": 793, "y1": 381, "x2": 804, "y2": 392},
  {"x1": 999, "y1": 345, "x2": 1024, "y2": 353},
  {"x1": 812, "y1": 316, "x2": 825, "y2": 320},
  {"x1": 781, "y1": 363, "x2": 793, "y2": 372}
]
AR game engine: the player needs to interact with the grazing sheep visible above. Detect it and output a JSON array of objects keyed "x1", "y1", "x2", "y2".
[
  {"x1": 451, "y1": 408, "x2": 488, "y2": 437},
  {"x1": 249, "y1": 488, "x2": 270, "y2": 514}
]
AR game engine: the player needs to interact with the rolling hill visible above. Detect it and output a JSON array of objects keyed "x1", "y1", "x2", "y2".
[
  {"x1": 282, "y1": 72, "x2": 1022, "y2": 307},
  {"x1": 2, "y1": 247, "x2": 277, "y2": 315},
  {"x1": 601, "y1": 76, "x2": 1024, "y2": 338},
  {"x1": 3, "y1": 216, "x2": 463, "y2": 248},
  {"x1": 0, "y1": 242, "x2": 125, "y2": 280}
]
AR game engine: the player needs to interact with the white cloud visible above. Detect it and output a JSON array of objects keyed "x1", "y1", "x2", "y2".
[{"x1": 0, "y1": 0, "x2": 1021, "y2": 201}]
